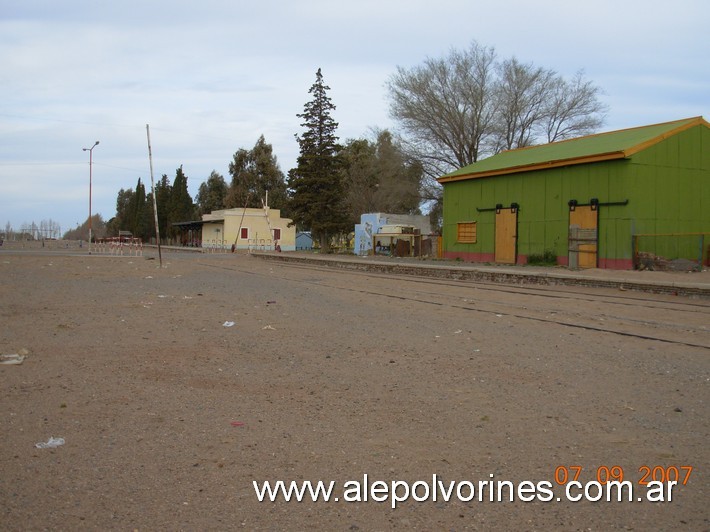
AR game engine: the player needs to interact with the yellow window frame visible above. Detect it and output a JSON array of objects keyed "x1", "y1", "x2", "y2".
[{"x1": 457, "y1": 221, "x2": 477, "y2": 243}]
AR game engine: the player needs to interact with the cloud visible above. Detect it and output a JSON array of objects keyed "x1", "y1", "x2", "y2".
[{"x1": 1, "y1": 0, "x2": 708, "y2": 234}]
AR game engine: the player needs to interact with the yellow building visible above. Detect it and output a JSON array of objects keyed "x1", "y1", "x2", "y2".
[{"x1": 199, "y1": 207, "x2": 296, "y2": 251}]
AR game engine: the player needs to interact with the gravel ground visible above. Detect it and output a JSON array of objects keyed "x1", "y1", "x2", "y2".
[{"x1": 1, "y1": 250, "x2": 708, "y2": 530}]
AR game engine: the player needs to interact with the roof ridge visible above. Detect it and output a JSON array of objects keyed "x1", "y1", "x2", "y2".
[{"x1": 440, "y1": 116, "x2": 708, "y2": 183}]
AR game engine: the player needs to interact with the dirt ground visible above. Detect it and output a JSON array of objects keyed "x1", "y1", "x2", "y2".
[{"x1": 1, "y1": 249, "x2": 708, "y2": 530}]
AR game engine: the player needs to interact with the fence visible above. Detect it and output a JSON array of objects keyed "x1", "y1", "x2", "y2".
[
  {"x1": 202, "y1": 239, "x2": 228, "y2": 254},
  {"x1": 95, "y1": 237, "x2": 143, "y2": 256},
  {"x1": 247, "y1": 238, "x2": 275, "y2": 252},
  {"x1": 632, "y1": 232, "x2": 709, "y2": 271}
]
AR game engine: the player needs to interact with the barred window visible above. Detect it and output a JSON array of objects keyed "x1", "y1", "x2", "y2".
[{"x1": 457, "y1": 222, "x2": 477, "y2": 243}]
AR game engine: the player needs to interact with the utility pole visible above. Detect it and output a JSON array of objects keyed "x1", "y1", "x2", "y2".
[{"x1": 82, "y1": 141, "x2": 99, "y2": 254}]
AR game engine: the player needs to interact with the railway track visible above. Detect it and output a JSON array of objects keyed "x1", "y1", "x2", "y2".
[{"x1": 197, "y1": 258, "x2": 710, "y2": 351}]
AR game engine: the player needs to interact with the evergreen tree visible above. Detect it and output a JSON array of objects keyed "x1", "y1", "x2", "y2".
[
  {"x1": 225, "y1": 136, "x2": 287, "y2": 210},
  {"x1": 108, "y1": 187, "x2": 134, "y2": 236},
  {"x1": 287, "y1": 68, "x2": 349, "y2": 252},
  {"x1": 133, "y1": 178, "x2": 149, "y2": 239},
  {"x1": 341, "y1": 129, "x2": 422, "y2": 224},
  {"x1": 155, "y1": 174, "x2": 172, "y2": 242},
  {"x1": 196, "y1": 170, "x2": 227, "y2": 216},
  {"x1": 167, "y1": 165, "x2": 195, "y2": 239},
  {"x1": 124, "y1": 178, "x2": 146, "y2": 238}
]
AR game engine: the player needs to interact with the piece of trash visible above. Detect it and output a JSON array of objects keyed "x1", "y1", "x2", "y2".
[
  {"x1": 266, "y1": 301, "x2": 277, "y2": 304},
  {"x1": 495, "y1": 314, "x2": 503, "y2": 317},
  {"x1": 157, "y1": 294, "x2": 168, "y2": 298},
  {"x1": 619, "y1": 285, "x2": 627, "y2": 291},
  {"x1": 144, "y1": 276, "x2": 153, "y2": 279},
  {"x1": 230, "y1": 421, "x2": 245, "y2": 427},
  {"x1": 35, "y1": 437, "x2": 65, "y2": 449},
  {"x1": 223, "y1": 321, "x2": 235, "y2": 327},
  {"x1": 453, "y1": 330, "x2": 462, "y2": 334},
  {"x1": 262, "y1": 325, "x2": 276, "y2": 330},
  {"x1": 0, "y1": 353, "x2": 26, "y2": 365}
]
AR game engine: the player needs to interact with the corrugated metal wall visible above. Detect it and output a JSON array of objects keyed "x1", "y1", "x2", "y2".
[{"x1": 442, "y1": 124, "x2": 709, "y2": 268}]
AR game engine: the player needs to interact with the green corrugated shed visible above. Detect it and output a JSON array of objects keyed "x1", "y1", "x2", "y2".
[{"x1": 438, "y1": 117, "x2": 710, "y2": 269}]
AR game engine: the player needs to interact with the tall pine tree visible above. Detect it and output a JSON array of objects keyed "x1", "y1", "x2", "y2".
[
  {"x1": 167, "y1": 165, "x2": 195, "y2": 240},
  {"x1": 287, "y1": 68, "x2": 349, "y2": 252}
]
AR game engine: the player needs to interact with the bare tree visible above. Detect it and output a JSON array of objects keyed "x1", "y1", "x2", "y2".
[
  {"x1": 387, "y1": 41, "x2": 498, "y2": 178},
  {"x1": 493, "y1": 57, "x2": 557, "y2": 152},
  {"x1": 542, "y1": 70, "x2": 606, "y2": 143},
  {"x1": 387, "y1": 40, "x2": 607, "y2": 172}
]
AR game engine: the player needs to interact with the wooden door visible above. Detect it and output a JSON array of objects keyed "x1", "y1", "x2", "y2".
[
  {"x1": 495, "y1": 208, "x2": 517, "y2": 264},
  {"x1": 569, "y1": 206, "x2": 598, "y2": 269}
]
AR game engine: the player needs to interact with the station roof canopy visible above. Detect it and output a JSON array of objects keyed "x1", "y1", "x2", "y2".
[
  {"x1": 438, "y1": 116, "x2": 708, "y2": 184},
  {"x1": 172, "y1": 220, "x2": 210, "y2": 230}
]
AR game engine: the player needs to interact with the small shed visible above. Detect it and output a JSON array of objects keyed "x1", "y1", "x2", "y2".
[
  {"x1": 296, "y1": 231, "x2": 314, "y2": 250},
  {"x1": 438, "y1": 117, "x2": 710, "y2": 270}
]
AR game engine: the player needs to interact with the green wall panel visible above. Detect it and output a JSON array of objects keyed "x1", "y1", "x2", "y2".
[{"x1": 442, "y1": 124, "x2": 709, "y2": 266}]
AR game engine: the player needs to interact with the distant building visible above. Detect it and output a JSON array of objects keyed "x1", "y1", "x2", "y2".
[
  {"x1": 173, "y1": 207, "x2": 296, "y2": 251},
  {"x1": 296, "y1": 231, "x2": 313, "y2": 251}
]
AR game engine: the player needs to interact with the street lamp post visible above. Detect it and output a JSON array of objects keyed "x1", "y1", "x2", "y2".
[{"x1": 82, "y1": 141, "x2": 99, "y2": 253}]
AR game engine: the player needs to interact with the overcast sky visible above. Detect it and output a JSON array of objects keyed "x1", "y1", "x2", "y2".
[{"x1": 1, "y1": 0, "x2": 708, "y2": 235}]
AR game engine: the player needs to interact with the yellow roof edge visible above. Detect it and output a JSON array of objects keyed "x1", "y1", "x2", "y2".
[{"x1": 623, "y1": 116, "x2": 708, "y2": 157}]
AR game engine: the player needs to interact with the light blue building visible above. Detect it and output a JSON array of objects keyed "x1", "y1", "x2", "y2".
[
  {"x1": 354, "y1": 213, "x2": 432, "y2": 256},
  {"x1": 296, "y1": 231, "x2": 313, "y2": 251}
]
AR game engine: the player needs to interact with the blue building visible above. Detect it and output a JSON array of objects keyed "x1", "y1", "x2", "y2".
[{"x1": 296, "y1": 231, "x2": 314, "y2": 251}]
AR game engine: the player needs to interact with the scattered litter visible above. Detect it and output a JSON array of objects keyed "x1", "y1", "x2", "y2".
[
  {"x1": 0, "y1": 353, "x2": 26, "y2": 365},
  {"x1": 230, "y1": 421, "x2": 245, "y2": 427},
  {"x1": 157, "y1": 294, "x2": 169, "y2": 298},
  {"x1": 183, "y1": 296, "x2": 193, "y2": 300},
  {"x1": 262, "y1": 325, "x2": 276, "y2": 330},
  {"x1": 619, "y1": 285, "x2": 627, "y2": 291},
  {"x1": 495, "y1": 314, "x2": 503, "y2": 317},
  {"x1": 453, "y1": 330, "x2": 462, "y2": 334},
  {"x1": 144, "y1": 276, "x2": 153, "y2": 279},
  {"x1": 35, "y1": 437, "x2": 65, "y2": 449},
  {"x1": 222, "y1": 321, "x2": 235, "y2": 327},
  {"x1": 266, "y1": 301, "x2": 277, "y2": 304}
]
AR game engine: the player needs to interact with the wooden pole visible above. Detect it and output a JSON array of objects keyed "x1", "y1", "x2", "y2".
[
  {"x1": 146, "y1": 124, "x2": 163, "y2": 268},
  {"x1": 232, "y1": 193, "x2": 251, "y2": 252}
]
